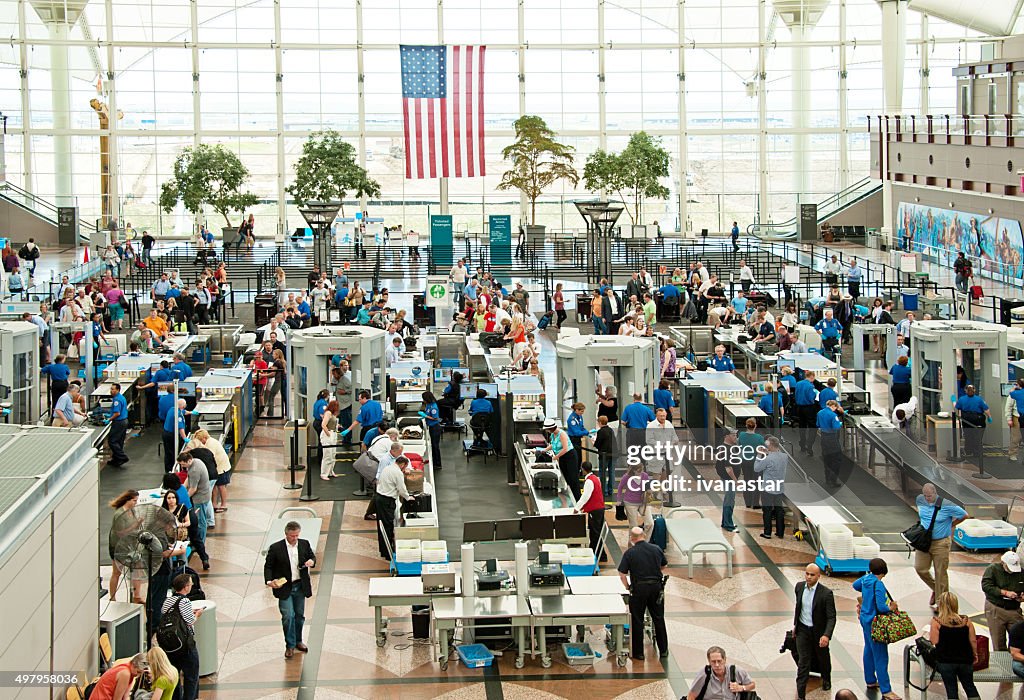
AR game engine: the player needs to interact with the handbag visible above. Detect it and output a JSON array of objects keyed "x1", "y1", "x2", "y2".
[
  {"x1": 615, "y1": 503, "x2": 627, "y2": 521},
  {"x1": 975, "y1": 633, "x2": 990, "y2": 671},
  {"x1": 901, "y1": 497, "x2": 943, "y2": 553},
  {"x1": 907, "y1": 636, "x2": 939, "y2": 691},
  {"x1": 870, "y1": 610, "x2": 917, "y2": 644}
]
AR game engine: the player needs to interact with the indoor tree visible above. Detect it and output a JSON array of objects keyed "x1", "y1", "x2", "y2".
[
  {"x1": 497, "y1": 115, "x2": 579, "y2": 227},
  {"x1": 582, "y1": 131, "x2": 670, "y2": 225},
  {"x1": 159, "y1": 143, "x2": 259, "y2": 229},
  {"x1": 287, "y1": 129, "x2": 381, "y2": 215}
]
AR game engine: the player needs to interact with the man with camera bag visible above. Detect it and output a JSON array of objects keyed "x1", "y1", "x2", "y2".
[
  {"x1": 686, "y1": 646, "x2": 757, "y2": 700},
  {"x1": 908, "y1": 483, "x2": 967, "y2": 607}
]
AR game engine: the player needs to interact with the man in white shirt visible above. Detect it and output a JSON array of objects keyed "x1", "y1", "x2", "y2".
[
  {"x1": 696, "y1": 262, "x2": 710, "y2": 283},
  {"x1": 369, "y1": 428, "x2": 401, "y2": 463},
  {"x1": 375, "y1": 454, "x2": 415, "y2": 558},
  {"x1": 646, "y1": 408, "x2": 678, "y2": 479},
  {"x1": 450, "y1": 260, "x2": 468, "y2": 304},
  {"x1": 738, "y1": 260, "x2": 756, "y2": 292},
  {"x1": 263, "y1": 522, "x2": 315, "y2": 658},
  {"x1": 824, "y1": 255, "x2": 843, "y2": 285},
  {"x1": 385, "y1": 336, "x2": 404, "y2": 367},
  {"x1": 892, "y1": 395, "x2": 918, "y2": 437}
]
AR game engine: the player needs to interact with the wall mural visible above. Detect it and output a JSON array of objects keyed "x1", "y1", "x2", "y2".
[{"x1": 896, "y1": 201, "x2": 1024, "y2": 280}]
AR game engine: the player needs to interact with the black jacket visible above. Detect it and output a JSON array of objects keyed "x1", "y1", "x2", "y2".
[
  {"x1": 264, "y1": 538, "x2": 316, "y2": 599},
  {"x1": 793, "y1": 582, "x2": 837, "y2": 639}
]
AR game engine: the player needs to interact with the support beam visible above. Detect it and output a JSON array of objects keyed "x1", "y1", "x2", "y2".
[
  {"x1": 678, "y1": 0, "x2": 689, "y2": 234},
  {"x1": 879, "y1": 0, "x2": 907, "y2": 249},
  {"x1": 274, "y1": 0, "x2": 286, "y2": 238},
  {"x1": 757, "y1": 0, "x2": 769, "y2": 226}
]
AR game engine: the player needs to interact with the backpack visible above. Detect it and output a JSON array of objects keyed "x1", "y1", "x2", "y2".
[
  {"x1": 171, "y1": 563, "x2": 205, "y2": 601},
  {"x1": 651, "y1": 514, "x2": 668, "y2": 550},
  {"x1": 155, "y1": 596, "x2": 194, "y2": 653}
]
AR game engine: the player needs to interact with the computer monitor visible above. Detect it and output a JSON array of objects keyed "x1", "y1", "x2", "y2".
[
  {"x1": 494, "y1": 519, "x2": 523, "y2": 541},
  {"x1": 433, "y1": 368, "x2": 451, "y2": 383},
  {"x1": 460, "y1": 382, "x2": 478, "y2": 400},
  {"x1": 520, "y1": 515, "x2": 554, "y2": 540},
  {"x1": 479, "y1": 382, "x2": 499, "y2": 399},
  {"x1": 462, "y1": 520, "x2": 495, "y2": 542},
  {"x1": 554, "y1": 513, "x2": 587, "y2": 540},
  {"x1": 1002, "y1": 382, "x2": 1016, "y2": 397}
]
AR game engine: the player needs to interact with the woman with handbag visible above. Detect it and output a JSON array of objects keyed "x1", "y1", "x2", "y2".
[
  {"x1": 929, "y1": 592, "x2": 981, "y2": 700},
  {"x1": 320, "y1": 400, "x2": 340, "y2": 481},
  {"x1": 853, "y1": 558, "x2": 901, "y2": 700}
]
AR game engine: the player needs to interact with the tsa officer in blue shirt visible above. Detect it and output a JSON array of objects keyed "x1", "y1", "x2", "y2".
[
  {"x1": 914, "y1": 483, "x2": 968, "y2": 604},
  {"x1": 171, "y1": 353, "x2": 193, "y2": 380},
  {"x1": 1005, "y1": 378, "x2": 1024, "y2": 462},
  {"x1": 708, "y1": 344, "x2": 735, "y2": 372},
  {"x1": 106, "y1": 383, "x2": 130, "y2": 468},
  {"x1": 343, "y1": 389, "x2": 384, "y2": 443},
  {"x1": 794, "y1": 370, "x2": 819, "y2": 455},
  {"x1": 620, "y1": 393, "x2": 656, "y2": 451},
  {"x1": 889, "y1": 355, "x2": 912, "y2": 407},
  {"x1": 817, "y1": 377, "x2": 839, "y2": 409},
  {"x1": 312, "y1": 389, "x2": 330, "y2": 435},
  {"x1": 815, "y1": 308, "x2": 843, "y2": 358},
  {"x1": 157, "y1": 385, "x2": 177, "y2": 423},
  {"x1": 653, "y1": 380, "x2": 676, "y2": 422},
  {"x1": 162, "y1": 398, "x2": 189, "y2": 473},
  {"x1": 955, "y1": 385, "x2": 991, "y2": 471},
  {"x1": 758, "y1": 382, "x2": 784, "y2": 424},
  {"x1": 816, "y1": 399, "x2": 845, "y2": 487},
  {"x1": 469, "y1": 388, "x2": 493, "y2": 417},
  {"x1": 419, "y1": 390, "x2": 443, "y2": 471},
  {"x1": 41, "y1": 354, "x2": 72, "y2": 411},
  {"x1": 566, "y1": 402, "x2": 590, "y2": 455}
]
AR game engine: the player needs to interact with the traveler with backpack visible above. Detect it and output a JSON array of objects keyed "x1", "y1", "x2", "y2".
[
  {"x1": 158, "y1": 573, "x2": 203, "y2": 700},
  {"x1": 264, "y1": 521, "x2": 317, "y2": 658},
  {"x1": 686, "y1": 646, "x2": 756, "y2": 700}
]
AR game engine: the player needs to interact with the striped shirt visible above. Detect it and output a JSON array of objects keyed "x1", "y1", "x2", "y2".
[{"x1": 161, "y1": 595, "x2": 196, "y2": 632}]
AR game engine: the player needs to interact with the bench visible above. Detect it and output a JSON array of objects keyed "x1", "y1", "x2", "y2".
[
  {"x1": 904, "y1": 643, "x2": 1019, "y2": 700},
  {"x1": 663, "y1": 507, "x2": 734, "y2": 578}
]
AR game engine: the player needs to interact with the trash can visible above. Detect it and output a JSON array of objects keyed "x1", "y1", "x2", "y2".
[
  {"x1": 901, "y1": 290, "x2": 919, "y2": 312},
  {"x1": 254, "y1": 293, "x2": 277, "y2": 326},
  {"x1": 411, "y1": 605, "x2": 431, "y2": 639}
]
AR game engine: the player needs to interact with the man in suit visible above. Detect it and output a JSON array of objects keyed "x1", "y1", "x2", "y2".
[
  {"x1": 794, "y1": 563, "x2": 836, "y2": 699},
  {"x1": 264, "y1": 521, "x2": 317, "y2": 658}
]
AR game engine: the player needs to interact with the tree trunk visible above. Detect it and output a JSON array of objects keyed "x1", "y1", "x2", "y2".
[{"x1": 530, "y1": 197, "x2": 536, "y2": 226}]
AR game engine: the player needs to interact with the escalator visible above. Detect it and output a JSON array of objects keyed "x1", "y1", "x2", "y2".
[
  {"x1": 0, "y1": 181, "x2": 95, "y2": 244},
  {"x1": 747, "y1": 177, "x2": 882, "y2": 240}
]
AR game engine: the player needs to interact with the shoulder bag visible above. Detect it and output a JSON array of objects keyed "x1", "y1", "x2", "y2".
[
  {"x1": 901, "y1": 497, "x2": 943, "y2": 552},
  {"x1": 870, "y1": 585, "x2": 917, "y2": 645}
]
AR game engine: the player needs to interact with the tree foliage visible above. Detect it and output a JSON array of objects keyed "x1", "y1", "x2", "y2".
[
  {"x1": 286, "y1": 130, "x2": 381, "y2": 216},
  {"x1": 497, "y1": 115, "x2": 579, "y2": 225},
  {"x1": 582, "y1": 131, "x2": 670, "y2": 224},
  {"x1": 159, "y1": 144, "x2": 259, "y2": 228}
]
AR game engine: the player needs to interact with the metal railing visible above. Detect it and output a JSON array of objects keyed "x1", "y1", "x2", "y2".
[
  {"x1": 746, "y1": 177, "x2": 882, "y2": 238},
  {"x1": 872, "y1": 113, "x2": 1024, "y2": 144},
  {"x1": 0, "y1": 181, "x2": 98, "y2": 238}
]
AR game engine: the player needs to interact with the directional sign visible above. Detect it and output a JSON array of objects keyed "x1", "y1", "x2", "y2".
[
  {"x1": 425, "y1": 276, "x2": 451, "y2": 308},
  {"x1": 954, "y1": 291, "x2": 969, "y2": 320}
]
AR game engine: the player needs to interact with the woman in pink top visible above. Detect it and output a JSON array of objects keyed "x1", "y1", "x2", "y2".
[
  {"x1": 617, "y1": 463, "x2": 654, "y2": 538},
  {"x1": 553, "y1": 283, "x2": 567, "y2": 329}
]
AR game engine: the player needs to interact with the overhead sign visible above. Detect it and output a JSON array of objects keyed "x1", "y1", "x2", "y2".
[
  {"x1": 489, "y1": 214, "x2": 512, "y2": 267},
  {"x1": 799, "y1": 203, "x2": 817, "y2": 242},
  {"x1": 58, "y1": 206, "x2": 78, "y2": 246},
  {"x1": 430, "y1": 215, "x2": 453, "y2": 267}
]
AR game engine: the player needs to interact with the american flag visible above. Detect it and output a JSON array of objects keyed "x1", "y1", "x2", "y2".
[{"x1": 400, "y1": 45, "x2": 486, "y2": 180}]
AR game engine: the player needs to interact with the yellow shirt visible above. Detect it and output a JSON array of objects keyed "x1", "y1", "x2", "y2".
[{"x1": 143, "y1": 316, "x2": 169, "y2": 338}]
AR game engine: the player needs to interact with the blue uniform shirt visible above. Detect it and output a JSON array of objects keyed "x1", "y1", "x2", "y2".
[
  {"x1": 709, "y1": 355, "x2": 734, "y2": 372},
  {"x1": 889, "y1": 364, "x2": 911, "y2": 385},
  {"x1": 758, "y1": 392, "x2": 781, "y2": 415},
  {"x1": 818, "y1": 387, "x2": 838, "y2": 409},
  {"x1": 163, "y1": 408, "x2": 185, "y2": 434},
  {"x1": 730, "y1": 297, "x2": 748, "y2": 314},
  {"x1": 620, "y1": 402, "x2": 655, "y2": 429},
  {"x1": 362, "y1": 426, "x2": 381, "y2": 447},
  {"x1": 313, "y1": 398, "x2": 328, "y2": 421},
  {"x1": 955, "y1": 394, "x2": 989, "y2": 414},
  {"x1": 794, "y1": 379, "x2": 817, "y2": 406},
  {"x1": 1011, "y1": 388, "x2": 1024, "y2": 416},
  {"x1": 41, "y1": 362, "x2": 71, "y2": 382},
  {"x1": 297, "y1": 301, "x2": 311, "y2": 318},
  {"x1": 423, "y1": 401, "x2": 441, "y2": 427},
  {"x1": 815, "y1": 318, "x2": 843, "y2": 339},
  {"x1": 172, "y1": 361, "x2": 193, "y2": 380},
  {"x1": 914, "y1": 495, "x2": 967, "y2": 540},
  {"x1": 469, "y1": 398, "x2": 493, "y2": 414},
  {"x1": 653, "y1": 388, "x2": 675, "y2": 411},
  {"x1": 356, "y1": 399, "x2": 384, "y2": 427},
  {"x1": 108, "y1": 393, "x2": 128, "y2": 421},
  {"x1": 154, "y1": 367, "x2": 175, "y2": 384},
  {"x1": 157, "y1": 393, "x2": 176, "y2": 422},
  {"x1": 566, "y1": 412, "x2": 589, "y2": 438},
  {"x1": 780, "y1": 375, "x2": 797, "y2": 395},
  {"x1": 816, "y1": 406, "x2": 842, "y2": 432},
  {"x1": 659, "y1": 284, "x2": 679, "y2": 299}
]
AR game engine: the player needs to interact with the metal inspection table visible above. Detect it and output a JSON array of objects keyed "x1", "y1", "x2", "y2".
[
  {"x1": 528, "y1": 594, "x2": 630, "y2": 668},
  {"x1": 260, "y1": 507, "x2": 323, "y2": 554},
  {"x1": 367, "y1": 575, "x2": 462, "y2": 648},
  {"x1": 432, "y1": 594, "x2": 532, "y2": 670},
  {"x1": 566, "y1": 576, "x2": 629, "y2": 597}
]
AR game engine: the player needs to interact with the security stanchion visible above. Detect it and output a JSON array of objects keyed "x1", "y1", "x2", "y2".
[
  {"x1": 284, "y1": 419, "x2": 305, "y2": 491},
  {"x1": 299, "y1": 441, "x2": 320, "y2": 502}
]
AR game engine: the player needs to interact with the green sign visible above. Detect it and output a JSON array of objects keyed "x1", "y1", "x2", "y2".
[
  {"x1": 489, "y1": 214, "x2": 512, "y2": 267},
  {"x1": 428, "y1": 283, "x2": 447, "y2": 300},
  {"x1": 430, "y1": 214, "x2": 454, "y2": 267}
]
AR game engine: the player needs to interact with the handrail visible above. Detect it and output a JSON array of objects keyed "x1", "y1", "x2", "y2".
[
  {"x1": 877, "y1": 113, "x2": 1024, "y2": 141},
  {"x1": 747, "y1": 178, "x2": 882, "y2": 237},
  {"x1": 0, "y1": 181, "x2": 99, "y2": 234}
]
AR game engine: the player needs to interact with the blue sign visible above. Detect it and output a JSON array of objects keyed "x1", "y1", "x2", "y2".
[
  {"x1": 430, "y1": 215, "x2": 454, "y2": 267},
  {"x1": 489, "y1": 215, "x2": 512, "y2": 267}
]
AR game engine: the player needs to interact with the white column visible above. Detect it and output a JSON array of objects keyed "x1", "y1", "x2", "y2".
[
  {"x1": 879, "y1": 0, "x2": 907, "y2": 249},
  {"x1": 838, "y1": 0, "x2": 850, "y2": 190},
  {"x1": 517, "y1": 0, "x2": 528, "y2": 225},
  {"x1": 274, "y1": 0, "x2": 286, "y2": 236},
  {"x1": 356, "y1": 0, "x2": 369, "y2": 222},
  {"x1": 597, "y1": 0, "x2": 607, "y2": 153},
  {"x1": 677, "y1": 0, "x2": 688, "y2": 234},
  {"x1": 49, "y1": 21, "x2": 72, "y2": 207},
  {"x1": 919, "y1": 13, "x2": 930, "y2": 115},
  {"x1": 757, "y1": 0, "x2": 769, "y2": 226},
  {"x1": 791, "y1": 24, "x2": 811, "y2": 199},
  {"x1": 190, "y1": 0, "x2": 200, "y2": 149},
  {"x1": 438, "y1": 0, "x2": 448, "y2": 216},
  {"x1": 17, "y1": 0, "x2": 31, "y2": 190}
]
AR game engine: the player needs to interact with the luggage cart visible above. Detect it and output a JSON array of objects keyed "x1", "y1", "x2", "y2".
[{"x1": 953, "y1": 497, "x2": 1023, "y2": 552}]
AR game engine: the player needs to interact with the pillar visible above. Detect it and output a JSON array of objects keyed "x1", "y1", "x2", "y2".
[
  {"x1": 48, "y1": 21, "x2": 72, "y2": 207},
  {"x1": 879, "y1": 0, "x2": 907, "y2": 249}
]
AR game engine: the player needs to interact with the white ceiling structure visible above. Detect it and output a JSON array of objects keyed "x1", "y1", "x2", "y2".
[{"x1": 907, "y1": 0, "x2": 1024, "y2": 36}]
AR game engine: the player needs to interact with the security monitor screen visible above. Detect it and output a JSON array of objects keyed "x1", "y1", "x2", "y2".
[
  {"x1": 554, "y1": 513, "x2": 587, "y2": 539},
  {"x1": 494, "y1": 519, "x2": 522, "y2": 541},
  {"x1": 462, "y1": 520, "x2": 495, "y2": 542},
  {"x1": 520, "y1": 515, "x2": 554, "y2": 540},
  {"x1": 479, "y1": 383, "x2": 499, "y2": 398},
  {"x1": 459, "y1": 382, "x2": 478, "y2": 400}
]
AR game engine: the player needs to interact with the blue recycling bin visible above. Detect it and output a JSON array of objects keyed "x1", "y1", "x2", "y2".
[{"x1": 901, "y1": 290, "x2": 919, "y2": 311}]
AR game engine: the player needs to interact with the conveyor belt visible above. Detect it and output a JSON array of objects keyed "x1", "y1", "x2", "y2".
[{"x1": 855, "y1": 416, "x2": 1006, "y2": 519}]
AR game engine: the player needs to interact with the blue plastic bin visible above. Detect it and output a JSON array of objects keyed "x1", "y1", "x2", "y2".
[
  {"x1": 901, "y1": 290, "x2": 919, "y2": 311},
  {"x1": 456, "y1": 644, "x2": 495, "y2": 668}
]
